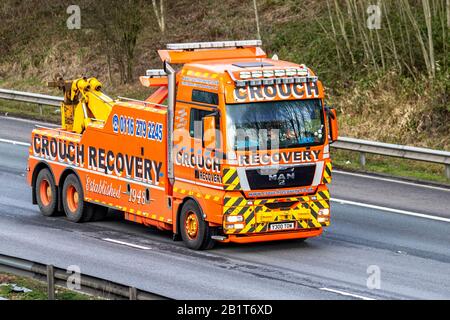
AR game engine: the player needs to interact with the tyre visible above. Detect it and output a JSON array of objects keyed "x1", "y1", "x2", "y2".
[
  {"x1": 35, "y1": 168, "x2": 58, "y2": 217},
  {"x1": 180, "y1": 200, "x2": 215, "y2": 250},
  {"x1": 62, "y1": 174, "x2": 93, "y2": 223}
]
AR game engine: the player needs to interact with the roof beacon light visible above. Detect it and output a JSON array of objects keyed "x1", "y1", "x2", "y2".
[
  {"x1": 240, "y1": 71, "x2": 252, "y2": 79},
  {"x1": 286, "y1": 68, "x2": 297, "y2": 76},
  {"x1": 274, "y1": 69, "x2": 286, "y2": 77},
  {"x1": 263, "y1": 70, "x2": 274, "y2": 78},
  {"x1": 251, "y1": 71, "x2": 263, "y2": 78},
  {"x1": 297, "y1": 65, "x2": 309, "y2": 77},
  {"x1": 146, "y1": 69, "x2": 167, "y2": 77},
  {"x1": 167, "y1": 40, "x2": 262, "y2": 50}
]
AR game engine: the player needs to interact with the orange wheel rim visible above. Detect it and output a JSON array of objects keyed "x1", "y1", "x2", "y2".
[
  {"x1": 39, "y1": 179, "x2": 52, "y2": 206},
  {"x1": 185, "y1": 212, "x2": 199, "y2": 240},
  {"x1": 67, "y1": 185, "x2": 79, "y2": 213}
]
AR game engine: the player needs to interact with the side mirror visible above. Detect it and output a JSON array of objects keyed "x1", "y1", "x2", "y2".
[
  {"x1": 202, "y1": 115, "x2": 217, "y2": 149},
  {"x1": 326, "y1": 106, "x2": 339, "y2": 143}
]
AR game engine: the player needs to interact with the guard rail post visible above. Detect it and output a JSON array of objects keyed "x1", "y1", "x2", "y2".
[
  {"x1": 47, "y1": 265, "x2": 55, "y2": 300},
  {"x1": 129, "y1": 287, "x2": 137, "y2": 300},
  {"x1": 359, "y1": 152, "x2": 366, "y2": 168}
]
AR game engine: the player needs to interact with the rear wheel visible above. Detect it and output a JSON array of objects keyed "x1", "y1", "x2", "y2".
[
  {"x1": 62, "y1": 174, "x2": 93, "y2": 223},
  {"x1": 180, "y1": 200, "x2": 215, "y2": 250},
  {"x1": 35, "y1": 168, "x2": 58, "y2": 217}
]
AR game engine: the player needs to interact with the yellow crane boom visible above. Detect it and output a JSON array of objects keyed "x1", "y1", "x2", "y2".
[{"x1": 49, "y1": 77, "x2": 113, "y2": 133}]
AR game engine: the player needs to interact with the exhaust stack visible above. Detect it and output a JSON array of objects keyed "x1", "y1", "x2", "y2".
[{"x1": 164, "y1": 61, "x2": 176, "y2": 185}]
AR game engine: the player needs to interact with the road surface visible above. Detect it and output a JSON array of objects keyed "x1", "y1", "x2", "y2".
[{"x1": 0, "y1": 116, "x2": 449, "y2": 299}]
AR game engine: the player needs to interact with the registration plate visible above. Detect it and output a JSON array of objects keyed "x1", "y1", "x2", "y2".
[{"x1": 269, "y1": 222, "x2": 295, "y2": 231}]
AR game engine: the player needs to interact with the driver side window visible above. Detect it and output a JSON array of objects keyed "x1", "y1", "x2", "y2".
[{"x1": 189, "y1": 108, "x2": 212, "y2": 138}]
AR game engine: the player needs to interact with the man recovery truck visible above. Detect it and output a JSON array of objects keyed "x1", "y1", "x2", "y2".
[{"x1": 27, "y1": 40, "x2": 339, "y2": 250}]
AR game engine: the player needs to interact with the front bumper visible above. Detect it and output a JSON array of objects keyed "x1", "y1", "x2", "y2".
[
  {"x1": 219, "y1": 228, "x2": 323, "y2": 243},
  {"x1": 222, "y1": 186, "x2": 330, "y2": 236}
]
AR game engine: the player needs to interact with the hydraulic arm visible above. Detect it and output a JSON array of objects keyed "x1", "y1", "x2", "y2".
[{"x1": 49, "y1": 77, "x2": 113, "y2": 133}]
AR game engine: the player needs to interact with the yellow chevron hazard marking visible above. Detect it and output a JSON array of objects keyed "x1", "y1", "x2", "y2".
[
  {"x1": 255, "y1": 224, "x2": 266, "y2": 233},
  {"x1": 223, "y1": 188, "x2": 332, "y2": 235},
  {"x1": 242, "y1": 216, "x2": 256, "y2": 233},
  {"x1": 223, "y1": 168, "x2": 241, "y2": 191},
  {"x1": 323, "y1": 161, "x2": 332, "y2": 184},
  {"x1": 310, "y1": 218, "x2": 322, "y2": 228},
  {"x1": 224, "y1": 196, "x2": 247, "y2": 208}
]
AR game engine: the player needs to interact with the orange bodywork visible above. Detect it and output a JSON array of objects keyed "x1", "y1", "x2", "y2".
[{"x1": 27, "y1": 43, "x2": 335, "y2": 245}]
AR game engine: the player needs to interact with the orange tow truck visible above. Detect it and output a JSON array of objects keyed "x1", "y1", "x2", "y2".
[{"x1": 27, "y1": 40, "x2": 338, "y2": 250}]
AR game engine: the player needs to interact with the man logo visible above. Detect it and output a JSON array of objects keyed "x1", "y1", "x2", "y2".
[{"x1": 269, "y1": 168, "x2": 295, "y2": 186}]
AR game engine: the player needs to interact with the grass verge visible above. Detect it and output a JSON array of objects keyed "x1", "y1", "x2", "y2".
[
  {"x1": 332, "y1": 149, "x2": 450, "y2": 185},
  {"x1": 0, "y1": 101, "x2": 60, "y2": 123},
  {"x1": 0, "y1": 273, "x2": 97, "y2": 300}
]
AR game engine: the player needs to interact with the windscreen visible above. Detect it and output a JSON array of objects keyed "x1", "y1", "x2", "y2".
[{"x1": 226, "y1": 99, "x2": 325, "y2": 151}]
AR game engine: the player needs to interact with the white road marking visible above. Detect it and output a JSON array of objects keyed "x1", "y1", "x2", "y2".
[
  {"x1": 0, "y1": 138, "x2": 30, "y2": 147},
  {"x1": 102, "y1": 238, "x2": 151, "y2": 250},
  {"x1": 332, "y1": 198, "x2": 450, "y2": 223},
  {"x1": 319, "y1": 287, "x2": 376, "y2": 300},
  {"x1": 0, "y1": 115, "x2": 58, "y2": 127},
  {"x1": 1, "y1": 137, "x2": 449, "y2": 223},
  {"x1": 334, "y1": 170, "x2": 450, "y2": 192}
]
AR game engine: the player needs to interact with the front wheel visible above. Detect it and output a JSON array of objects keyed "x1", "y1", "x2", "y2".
[
  {"x1": 62, "y1": 174, "x2": 94, "y2": 223},
  {"x1": 180, "y1": 200, "x2": 215, "y2": 250}
]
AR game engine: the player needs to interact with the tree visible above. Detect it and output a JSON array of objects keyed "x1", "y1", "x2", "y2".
[
  {"x1": 152, "y1": 0, "x2": 165, "y2": 33},
  {"x1": 86, "y1": 0, "x2": 147, "y2": 84}
]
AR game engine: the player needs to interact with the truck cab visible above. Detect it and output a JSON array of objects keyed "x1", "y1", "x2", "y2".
[{"x1": 147, "y1": 40, "x2": 338, "y2": 248}]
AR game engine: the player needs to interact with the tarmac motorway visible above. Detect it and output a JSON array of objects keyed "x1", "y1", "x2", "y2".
[{"x1": 0, "y1": 116, "x2": 449, "y2": 299}]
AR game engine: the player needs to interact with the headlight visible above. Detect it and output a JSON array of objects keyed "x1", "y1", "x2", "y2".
[
  {"x1": 226, "y1": 215, "x2": 244, "y2": 223},
  {"x1": 317, "y1": 208, "x2": 330, "y2": 223},
  {"x1": 225, "y1": 223, "x2": 245, "y2": 230}
]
